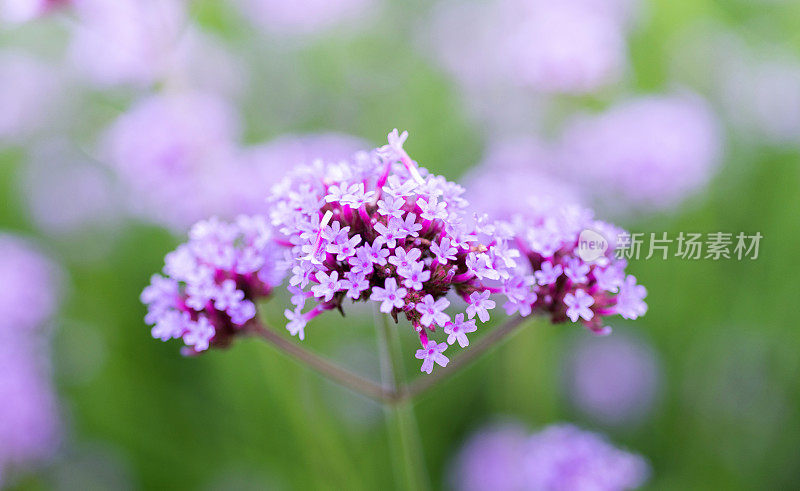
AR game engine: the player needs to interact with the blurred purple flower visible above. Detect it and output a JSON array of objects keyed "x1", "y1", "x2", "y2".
[
  {"x1": 427, "y1": 0, "x2": 634, "y2": 95},
  {"x1": 0, "y1": 343, "x2": 61, "y2": 477},
  {"x1": 0, "y1": 235, "x2": 61, "y2": 331},
  {"x1": 718, "y1": 54, "x2": 800, "y2": 147},
  {"x1": 462, "y1": 138, "x2": 584, "y2": 220},
  {"x1": 0, "y1": 51, "x2": 62, "y2": 143},
  {"x1": 0, "y1": 236, "x2": 62, "y2": 481},
  {"x1": 101, "y1": 91, "x2": 240, "y2": 231},
  {"x1": 450, "y1": 423, "x2": 529, "y2": 491},
  {"x1": 0, "y1": 0, "x2": 67, "y2": 23},
  {"x1": 69, "y1": 0, "x2": 186, "y2": 87},
  {"x1": 565, "y1": 333, "x2": 661, "y2": 425},
  {"x1": 560, "y1": 93, "x2": 722, "y2": 212},
  {"x1": 670, "y1": 25, "x2": 800, "y2": 147},
  {"x1": 166, "y1": 28, "x2": 250, "y2": 100},
  {"x1": 235, "y1": 0, "x2": 378, "y2": 36},
  {"x1": 452, "y1": 423, "x2": 649, "y2": 491},
  {"x1": 21, "y1": 140, "x2": 121, "y2": 235},
  {"x1": 521, "y1": 425, "x2": 649, "y2": 490}
]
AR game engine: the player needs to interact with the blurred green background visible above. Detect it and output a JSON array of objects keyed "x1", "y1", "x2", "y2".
[{"x1": 2, "y1": 0, "x2": 800, "y2": 489}]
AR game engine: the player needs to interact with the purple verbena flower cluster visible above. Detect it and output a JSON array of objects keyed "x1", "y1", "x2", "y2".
[
  {"x1": 497, "y1": 204, "x2": 647, "y2": 335},
  {"x1": 141, "y1": 215, "x2": 286, "y2": 354},
  {"x1": 269, "y1": 130, "x2": 522, "y2": 373},
  {"x1": 142, "y1": 130, "x2": 647, "y2": 374},
  {"x1": 452, "y1": 423, "x2": 649, "y2": 491}
]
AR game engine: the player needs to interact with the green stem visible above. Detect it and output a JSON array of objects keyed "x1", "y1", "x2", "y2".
[
  {"x1": 374, "y1": 309, "x2": 431, "y2": 491},
  {"x1": 249, "y1": 320, "x2": 396, "y2": 402}
]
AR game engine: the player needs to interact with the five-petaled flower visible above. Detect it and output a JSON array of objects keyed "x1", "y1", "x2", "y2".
[
  {"x1": 466, "y1": 291, "x2": 496, "y2": 323},
  {"x1": 444, "y1": 314, "x2": 477, "y2": 348},
  {"x1": 370, "y1": 278, "x2": 408, "y2": 314},
  {"x1": 565, "y1": 289, "x2": 595, "y2": 322},
  {"x1": 416, "y1": 295, "x2": 451, "y2": 328},
  {"x1": 415, "y1": 341, "x2": 450, "y2": 374}
]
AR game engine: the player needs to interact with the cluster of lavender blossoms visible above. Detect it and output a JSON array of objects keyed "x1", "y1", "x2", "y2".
[
  {"x1": 268, "y1": 130, "x2": 516, "y2": 373},
  {"x1": 141, "y1": 216, "x2": 286, "y2": 354},
  {"x1": 452, "y1": 423, "x2": 649, "y2": 490},
  {"x1": 494, "y1": 203, "x2": 647, "y2": 335},
  {"x1": 142, "y1": 131, "x2": 647, "y2": 373},
  {"x1": 466, "y1": 155, "x2": 648, "y2": 335}
]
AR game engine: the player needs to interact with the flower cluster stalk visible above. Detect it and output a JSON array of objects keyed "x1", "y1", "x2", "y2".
[
  {"x1": 374, "y1": 308, "x2": 430, "y2": 491},
  {"x1": 248, "y1": 314, "x2": 531, "y2": 490}
]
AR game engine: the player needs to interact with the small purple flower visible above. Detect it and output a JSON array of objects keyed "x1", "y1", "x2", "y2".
[
  {"x1": 0, "y1": 235, "x2": 61, "y2": 330},
  {"x1": 430, "y1": 237, "x2": 458, "y2": 264},
  {"x1": 466, "y1": 290, "x2": 496, "y2": 323},
  {"x1": 311, "y1": 271, "x2": 341, "y2": 302},
  {"x1": 416, "y1": 295, "x2": 450, "y2": 328},
  {"x1": 321, "y1": 220, "x2": 349, "y2": 245},
  {"x1": 213, "y1": 279, "x2": 244, "y2": 312},
  {"x1": 384, "y1": 174, "x2": 418, "y2": 197},
  {"x1": 388, "y1": 247, "x2": 422, "y2": 276},
  {"x1": 101, "y1": 91, "x2": 240, "y2": 231},
  {"x1": 401, "y1": 262, "x2": 431, "y2": 291},
  {"x1": 374, "y1": 217, "x2": 407, "y2": 248},
  {"x1": 417, "y1": 195, "x2": 447, "y2": 221},
  {"x1": 229, "y1": 300, "x2": 257, "y2": 325},
  {"x1": 264, "y1": 130, "x2": 621, "y2": 373},
  {"x1": 534, "y1": 261, "x2": 563, "y2": 286},
  {"x1": 377, "y1": 195, "x2": 406, "y2": 218},
  {"x1": 342, "y1": 271, "x2": 370, "y2": 300},
  {"x1": 444, "y1": 313, "x2": 477, "y2": 348},
  {"x1": 325, "y1": 183, "x2": 348, "y2": 203},
  {"x1": 288, "y1": 285, "x2": 310, "y2": 309},
  {"x1": 400, "y1": 213, "x2": 423, "y2": 237},
  {"x1": 615, "y1": 275, "x2": 647, "y2": 319},
  {"x1": 347, "y1": 246, "x2": 375, "y2": 274},
  {"x1": 329, "y1": 234, "x2": 362, "y2": 261},
  {"x1": 594, "y1": 264, "x2": 624, "y2": 293},
  {"x1": 414, "y1": 340, "x2": 449, "y2": 374},
  {"x1": 183, "y1": 317, "x2": 215, "y2": 352},
  {"x1": 466, "y1": 252, "x2": 500, "y2": 281},
  {"x1": 370, "y1": 278, "x2": 407, "y2": 314},
  {"x1": 564, "y1": 257, "x2": 590, "y2": 284},
  {"x1": 565, "y1": 289, "x2": 595, "y2": 322},
  {"x1": 341, "y1": 182, "x2": 375, "y2": 208},
  {"x1": 151, "y1": 309, "x2": 188, "y2": 341},
  {"x1": 284, "y1": 307, "x2": 307, "y2": 340},
  {"x1": 364, "y1": 238, "x2": 390, "y2": 266},
  {"x1": 0, "y1": 343, "x2": 61, "y2": 476},
  {"x1": 290, "y1": 261, "x2": 315, "y2": 289}
]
